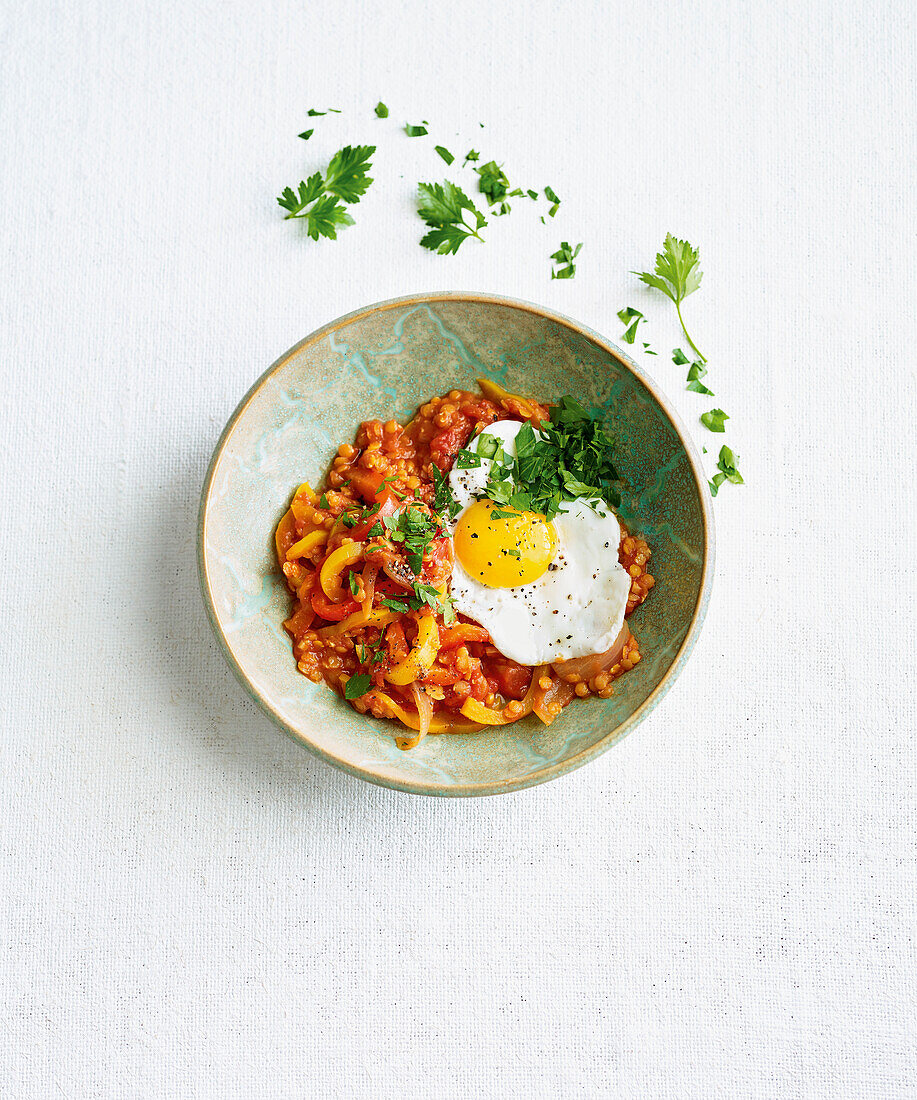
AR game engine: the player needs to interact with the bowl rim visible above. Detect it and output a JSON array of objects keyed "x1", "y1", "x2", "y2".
[{"x1": 198, "y1": 291, "x2": 715, "y2": 797}]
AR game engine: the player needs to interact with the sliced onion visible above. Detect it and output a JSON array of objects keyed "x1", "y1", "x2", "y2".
[
  {"x1": 381, "y1": 555, "x2": 416, "y2": 591},
  {"x1": 550, "y1": 623, "x2": 631, "y2": 682},
  {"x1": 361, "y1": 563, "x2": 379, "y2": 616},
  {"x1": 399, "y1": 682, "x2": 434, "y2": 750},
  {"x1": 533, "y1": 678, "x2": 576, "y2": 725}
]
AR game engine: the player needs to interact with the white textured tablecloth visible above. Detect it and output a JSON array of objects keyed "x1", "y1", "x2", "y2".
[{"x1": 2, "y1": 1, "x2": 915, "y2": 1096}]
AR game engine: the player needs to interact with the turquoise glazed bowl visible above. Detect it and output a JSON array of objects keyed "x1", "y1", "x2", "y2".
[{"x1": 198, "y1": 293, "x2": 714, "y2": 796}]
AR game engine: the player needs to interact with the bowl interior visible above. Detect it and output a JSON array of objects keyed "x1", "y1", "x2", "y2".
[{"x1": 199, "y1": 296, "x2": 711, "y2": 795}]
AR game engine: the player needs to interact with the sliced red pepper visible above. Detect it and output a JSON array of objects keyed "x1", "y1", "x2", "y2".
[{"x1": 310, "y1": 588, "x2": 360, "y2": 622}]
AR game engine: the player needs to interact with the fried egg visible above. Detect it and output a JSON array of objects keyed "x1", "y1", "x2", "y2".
[{"x1": 446, "y1": 420, "x2": 631, "y2": 665}]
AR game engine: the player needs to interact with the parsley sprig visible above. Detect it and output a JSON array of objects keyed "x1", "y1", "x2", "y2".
[
  {"x1": 634, "y1": 234, "x2": 705, "y2": 362},
  {"x1": 417, "y1": 181, "x2": 487, "y2": 254},
  {"x1": 277, "y1": 145, "x2": 375, "y2": 240}
]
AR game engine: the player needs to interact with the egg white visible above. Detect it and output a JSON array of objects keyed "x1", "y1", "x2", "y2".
[{"x1": 446, "y1": 420, "x2": 631, "y2": 665}]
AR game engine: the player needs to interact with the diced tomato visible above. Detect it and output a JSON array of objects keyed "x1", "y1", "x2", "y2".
[
  {"x1": 429, "y1": 420, "x2": 473, "y2": 471},
  {"x1": 350, "y1": 492, "x2": 400, "y2": 539},
  {"x1": 490, "y1": 660, "x2": 533, "y2": 700},
  {"x1": 310, "y1": 588, "x2": 360, "y2": 622}
]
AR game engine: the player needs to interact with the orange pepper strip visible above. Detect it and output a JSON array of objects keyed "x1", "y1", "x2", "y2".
[{"x1": 439, "y1": 624, "x2": 491, "y2": 649}]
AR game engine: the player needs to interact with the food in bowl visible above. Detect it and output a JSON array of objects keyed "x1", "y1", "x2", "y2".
[{"x1": 274, "y1": 378, "x2": 654, "y2": 749}]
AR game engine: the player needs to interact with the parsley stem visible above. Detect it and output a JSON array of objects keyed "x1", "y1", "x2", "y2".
[
  {"x1": 461, "y1": 216, "x2": 484, "y2": 241},
  {"x1": 675, "y1": 302, "x2": 705, "y2": 363}
]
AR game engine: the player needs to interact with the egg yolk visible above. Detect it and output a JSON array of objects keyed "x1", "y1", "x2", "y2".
[{"x1": 454, "y1": 499, "x2": 557, "y2": 588}]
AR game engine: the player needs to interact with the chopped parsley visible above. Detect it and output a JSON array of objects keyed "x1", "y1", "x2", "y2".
[
  {"x1": 544, "y1": 185, "x2": 561, "y2": 217},
  {"x1": 431, "y1": 464, "x2": 461, "y2": 520},
  {"x1": 318, "y1": 493, "x2": 329, "y2": 508},
  {"x1": 617, "y1": 307, "x2": 644, "y2": 344},
  {"x1": 405, "y1": 123, "x2": 428, "y2": 136},
  {"x1": 374, "y1": 101, "x2": 389, "y2": 118},
  {"x1": 700, "y1": 408, "x2": 729, "y2": 432},
  {"x1": 550, "y1": 241, "x2": 582, "y2": 280},
  {"x1": 463, "y1": 149, "x2": 480, "y2": 166},
  {"x1": 344, "y1": 673, "x2": 372, "y2": 699},
  {"x1": 476, "y1": 160, "x2": 511, "y2": 211},
  {"x1": 435, "y1": 145, "x2": 455, "y2": 165},
  {"x1": 455, "y1": 448, "x2": 484, "y2": 469},
  {"x1": 381, "y1": 596, "x2": 411, "y2": 614},
  {"x1": 307, "y1": 107, "x2": 341, "y2": 117},
  {"x1": 297, "y1": 129, "x2": 314, "y2": 141},
  {"x1": 348, "y1": 572, "x2": 360, "y2": 596},
  {"x1": 473, "y1": 396, "x2": 619, "y2": 521},
  {"x1": 417, "y1": 181, "x2": 487, "y2": 254}
]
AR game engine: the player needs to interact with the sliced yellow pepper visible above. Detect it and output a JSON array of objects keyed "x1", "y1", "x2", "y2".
[
  {"x1": 386, "y1": 614, "x2": 440, "y2": 686},
  {"x1": 318, "y1": 607, "x2": 398, "y2": 637},
  {"x1": 290, "y1": 481, "x2": 319, "y2": 520},
  {"x1": 319, "y1": 541, "x2": 363, "y2": 600},
  {"x1": 459, "y1": 696, "x2": 512, "y2": 725},
  {"x1": 286, "y1": 529, "x2": 327, "y2": 561},
  {"x1": 477, "y1": 376, "x2": 528, "y2": 403},
  {"x1": 274, "y1": 508, "x2": 297, "y2": 564}
]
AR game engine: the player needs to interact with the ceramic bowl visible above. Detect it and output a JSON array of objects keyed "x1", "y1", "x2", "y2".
[{"x1": 198, "y1": 293, "x2": 714, "y2": 796}]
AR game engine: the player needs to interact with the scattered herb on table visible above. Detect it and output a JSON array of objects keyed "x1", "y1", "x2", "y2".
[
  {"x1": 277, "y1": 145, "x2": 375, "y2": 240},
  {"x1": 550, "y1": 241, "x2": 581, "y2": 279},
  {"x1": 374, "y1": 101, "x2": 389, "y2": 118},
  {"x1": 405, "y1": 123, "x2": 428, "y2": 136},
  {"x1": 617, "y1": 306, "x2": 644, "y2": 344},
  {"x1": 476, "y1": 160, "x2": 512, "y2": 213},
  {"x1": 307, "y1": 108, "x2": 340, "y2": 116},
  {"x1": 435, "y1": 145, "x2": 455, "y2": 165},
  {"x1": 417, "y1": 180, "x2": 487, "y2": 254},
  {"x1": 709, "y1": 445, "x2": 743, "y2": 495},
  {"x1": 700, "y1": 408, "x2": 729, "y2": 432},
  {"x1": 634, "y1": 234, "x2": 705, "y2": 362},
  {"x1": 298, "y1": 129, "x2": 314, "y2": 141},
  {"x1": 463, "y1": 149, "x2": 480, "y2": 166},
  {"x1": 544, "y1": 185, "x2": 561, "y2": 217}
]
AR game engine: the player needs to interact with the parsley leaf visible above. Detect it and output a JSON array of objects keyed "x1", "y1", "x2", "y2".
[
  {"x1": 435, "y1": 146, "x2": 455, "y2": 165},
  {"x1": 672, "y1": 348, "x2": 690, "y2": 365},
  {"x1": 688, "y1": 381, "x2": 715, "y2": 395},
  {"x1": 709, "y1": 472, "x2": 726, "y2": 496},
  {"x1": 700, "y1": 408, "x2": 729, "y2": 432},
  {"x1": 634, "y1": 234, "x2": 705, "y2": 361},
  {"x1": 550, "y1": 241, "x2": 582, "y2": 280},
  {"x1": 381, "y1": 597, "x2": 411, "y2": 614},
  {"x1": 463, "y1": 149, "x2": 480, "y2": 166},
  {"x1": 277, "y1": 146, "x2": 375, "y2": 240},
  {"x1": 417, "y1": 181, "x2": 487, "y2": 254},
  {"x1": 617, "y1": 306, "x2": 644, "y2": 344},
  {"x1": 374, "y1": 101, "x2": 388, "y2": 117},
  {"x1": 405, "y1": 123, "x2": 428, "y2": 136},
  {"x1": 298, "y1": 129, "x2": 314, "y2": 141},
  {"x1": 324, "y1": 144, "x2": 376, "y2": 202},
  {"x1": 344, "y1": 673, "x2": 372, "y2": 699},
  {"x1": 348, "y1": 572, "x2": 360, "y2": 596},
  {"x1": 544, "y1": 185, "x2": 561, "y2": 217}
]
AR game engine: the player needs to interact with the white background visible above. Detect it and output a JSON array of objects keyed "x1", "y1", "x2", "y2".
[{"x1": 2, "y1": 1, "x2": 915, "y2": 1096}]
